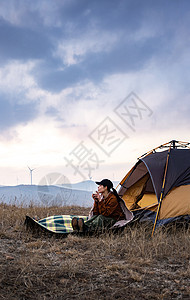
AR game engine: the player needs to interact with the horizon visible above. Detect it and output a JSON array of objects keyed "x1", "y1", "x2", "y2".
[{"x1": 0, "y1": 178, "x2": 120, "y2": 188}]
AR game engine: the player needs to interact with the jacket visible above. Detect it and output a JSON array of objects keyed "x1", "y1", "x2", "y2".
[{"x1": 92, "y1": 192, "x2": 125, "y2": 221}]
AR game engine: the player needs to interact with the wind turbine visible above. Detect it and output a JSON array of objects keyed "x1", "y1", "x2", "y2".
[{"x1": 28, "y1": 166, "x2": 36, "y2": 185}]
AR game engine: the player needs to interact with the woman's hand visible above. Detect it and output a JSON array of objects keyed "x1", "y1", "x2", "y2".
[{"x1": 92, "y1": 191, "x2": 101, "y2": 202}]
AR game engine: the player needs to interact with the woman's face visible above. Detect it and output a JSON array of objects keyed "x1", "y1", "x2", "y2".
[{"x1": 98, "y1": 185, "x2": 107, "y2": 193}]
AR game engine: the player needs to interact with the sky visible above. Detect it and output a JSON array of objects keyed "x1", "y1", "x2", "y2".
[{"x1": 0, "y1": 0, "x2": 190, "y2": 186}]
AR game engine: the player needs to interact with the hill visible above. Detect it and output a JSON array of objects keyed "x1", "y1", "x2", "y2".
[
  {"x1": 62, "y1": 180, "x2": 120, "y2": 191},
  {"x1": 0, "y1": 184, "x2": 93, "y2": 207},
  {"x1": 0, "y1": 180, "x2": 120, "y2": 207}
]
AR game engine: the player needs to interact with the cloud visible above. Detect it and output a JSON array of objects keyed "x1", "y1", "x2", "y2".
[
  {"x1": 0, "y1": 93, "x2": 39, "y2": 132},
  {"x1": 0, "y1": 60, "x2": 42, "y2": 135},
  {"x1": 35, "y1": 34, "x2": 161, "y2": 92},
  {"x1": 0, "y1": 61, "x2": 36, "y2": 95},
  {"x1": 0, "y1": 17, "x2": 52, "y2": 63},
  {"x1": 0, "y1": 0, "x2": 190, "y2": 94},
  {"x1": 0, "y1": 0, "x2": 190, "y2": 185},
  {"x1": 55, "y1": 32, "x2": 119, "y2": 66},
  {"x1": 22, "y1": 0, "x2": 189, "y2": 94}
]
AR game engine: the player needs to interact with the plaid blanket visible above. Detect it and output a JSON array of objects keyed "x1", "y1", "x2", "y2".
[{"x1": 25, "y1": 215, "x2": 88, "y2": 234}]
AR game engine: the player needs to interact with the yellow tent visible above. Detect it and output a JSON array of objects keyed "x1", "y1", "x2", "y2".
[{"x1": 118, "y1": 140, "x2": 190, "y2": 234}]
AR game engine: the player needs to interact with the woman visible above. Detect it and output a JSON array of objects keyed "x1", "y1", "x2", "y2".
[{"x1": 71, "y1": 179, "x2": 132, "y2": 234}]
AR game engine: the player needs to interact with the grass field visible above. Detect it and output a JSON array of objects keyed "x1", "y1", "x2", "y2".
[{"x1": 0, "y1": 203, "x2": 189, "y2": 299}]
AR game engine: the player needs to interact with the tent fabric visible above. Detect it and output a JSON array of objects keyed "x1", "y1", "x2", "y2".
[
  {"x1": 119, "y1": 145, "x2": 190, "y2": 227},
  {"x1": 121, "y1": 149, "x2": 190, "y2": 203},
  {"x1": 163, "y1": 149, "x2": 190, "y2": 196},
  {"x1": 141, "y1": 151, "x2": 167, "y2": 200},
  {"x1": 132, "y1": 209, "x2": 190, "y2": 226},
  {"x1": 142, "y1": 149, "x2": 190, "y2": 200},
  {"x1": 154, "y1": 215, "x2": 190, "y2": 226},
  {"x1": 119, "y1": 151, "x2": 168, "y2": 201},
  {"x1": 138, "y1": 193, "x2": 157, "y2": 209},
  {"x1": 159, "y1": 185, "x2": 190, "y2": 219},
  {"x1": 121, "y1": 162, "x2": 148, "y2": 190},
  {"x1": 121, "y1": 174, "x2": 150, "y2": 209}
]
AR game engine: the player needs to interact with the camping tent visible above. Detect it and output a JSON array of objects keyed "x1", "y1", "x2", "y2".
[{"x1": 118, "y1": 140, "x2": 190, "y2": 234}]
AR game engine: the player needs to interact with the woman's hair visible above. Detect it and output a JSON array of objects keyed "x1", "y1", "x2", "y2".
[
  {"x1": 106, "y1": 183, "x2": 113, "y2": 192},
  {"x1": 110, "y1": 187, "x2": 122, "y2": 202}
]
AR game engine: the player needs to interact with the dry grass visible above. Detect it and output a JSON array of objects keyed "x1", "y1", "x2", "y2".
[{"x1": 0, "y1": 203, "x2": 189, "y2": 299}]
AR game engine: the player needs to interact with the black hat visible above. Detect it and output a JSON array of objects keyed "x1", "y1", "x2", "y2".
[{"x1": 95, "y1": 179, "x2": 113, "y2": 189}]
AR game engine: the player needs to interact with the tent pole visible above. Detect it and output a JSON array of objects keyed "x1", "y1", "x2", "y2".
[
  {"x1": 138, "y1": 140, "x2": 190, "y2": 160},
  {"x1": 120, "y1": 165, "x2": 136, "y2": 185},
  {"x1": 151, "y1": 143, "x2": 172, "y2": 236},
  {"x1": 138, "y1": 141, "x2": 171, "y2": 159},
  {"x1": 178, "y1": 141, "x2": 190, "y2": 149}
]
